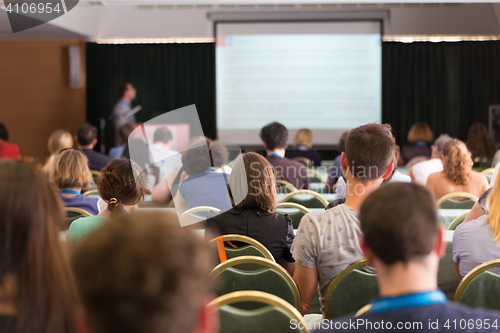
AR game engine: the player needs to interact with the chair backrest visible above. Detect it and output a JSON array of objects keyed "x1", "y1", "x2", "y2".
[
  {"x1": 91, "y1": 170, "x2": 101, "y2": 182},
  {"x1": 83, "y1": 189, "x2": 99, "y2": 197},
  {"x1": 280, "y1": 190, "x2": 329, "y2": 208},
  {"x1": 437, "y1": 192, "x2": 478, "y2": 209},
  {"x1": 209, "y1": 234, "x2": 275, "y2": 263},
  {"x1": 209, "y1": 291, "x2": 308, "y2": 333},
  {"x1": 181, "y1": 206, "x2": 220, "y2": 229},
  {"x1": 447, "y1": 212, "x2": 469, "y2": 231},
  {"x1": 455, "y1": 259, "x2": 500, "y2": 310},
  {"x1": 64, "y1": 207, "x2": 93, "y2": 228},
  {"x1": 292, "y1": 157, "x2": 313, "y2": 168},
  {"x1": 481, "y1": 168, "x2": 495, "y2": 183},
  {"x1": 307, "y1": 168, "x2": 326, "y2": 183},
  {"x1": 275, "y1": 202, "x2": 310, "y2": 229},
  {"x1": 324, "y1": 259, "x2": 378, "y2": 319},
  {"x1": 210, "y1": 256, "x2": 302, "y2": 310},
  {"x1": 276, "y1": 180, "x2": 298, "y2": 194}
]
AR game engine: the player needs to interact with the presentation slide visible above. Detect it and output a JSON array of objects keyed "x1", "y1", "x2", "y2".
[{"x1": 215, "y1": 21, "x2": 382, "y2": 146}]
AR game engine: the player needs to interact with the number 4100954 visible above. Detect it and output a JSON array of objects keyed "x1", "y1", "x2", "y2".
[{"x1": 6, "y1": 2, "x2": 62, "y2": 14}]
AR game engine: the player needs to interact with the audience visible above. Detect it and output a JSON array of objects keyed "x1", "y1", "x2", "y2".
[
  {"x1": 400, "y1": 122, "x2": 433, "y2": 165},
  {"x1": 0, "y1": 160, "x2": 76, "y2": 333},
  {"x1": 150, "y1": 127, "x2": 182, "y2": 179},
  {"x1": 205, "y1": 152, "x2": 295, "y2": 275},
  {"x1": 410, "y1": 134, "x2": 451, "y2": 185},
  {"x1": 108, "y1": 123, "x2": 134, "y2": 159},
  {"x1": 67, "y1": 158, "x2": 146, "y2": 243},
  {"x1": 50, "y1": 148, "x2": 99, "y2": 216},
  {"x1": 260, "y1": 122, "x2": 310, "y2": 190},
  {"x1": 315, "y1": 183, "x2": 500, "y2": 333},
  {"x1": 42, "y1": 129, "x2": 74, "y2": 175},
  {"x1": 291, "y1": 123, "x2": 395, "y2": 315},
  {"x1": 75, "y1": 123, "x2": 112, "y2": 171},
  {"x1": 466, "y1": 122, "x2": 495, "y2": 165},
  {"x1": 123, "y1": 138, "x2": 161, "y2": 188},
  {"x1": 324, "y1": 131, "x2": 348, "y2": 192},
  {"x1": 426, "y1": 139, "x2": 489, "y2": 201},
  {"x1": 71, "y1": 211, "x2": 218, "y2": 333},
  {"x1": 285, "y1": 128, "x2": 322, "y2": 166},
  {"x1": 0, "y1": 123, "x2": 20, "y2": 159}
]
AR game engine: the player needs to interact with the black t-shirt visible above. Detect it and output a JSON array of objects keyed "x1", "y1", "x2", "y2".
[
  {"x1": 0, "y1": 315, "x2": 17, "y2": 332},
  {"x1": 313, "y1": 302, "x2": 500, "y2": 333},
  {"x1": 205, "y1": 206, "x2": 295, "y2": 264}
]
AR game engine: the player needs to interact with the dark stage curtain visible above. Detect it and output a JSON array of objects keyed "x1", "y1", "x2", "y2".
[{"x1": 86, "y1": 42, "x2": 215, "y2": 152}]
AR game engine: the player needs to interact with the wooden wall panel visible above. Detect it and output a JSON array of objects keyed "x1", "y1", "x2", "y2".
[{"x1": 0, "y1": 40, "x2": 86, "y2": 162}]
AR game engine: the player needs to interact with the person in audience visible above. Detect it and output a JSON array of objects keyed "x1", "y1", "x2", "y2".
[
  {"x1": 315, "y1": 183, "x2": 500, "y2": 333},
  {"x1": 292, "y1": 123, "x2": 395, "y2": 315},
  {"x1": 285, "y1": 128, "x2": 322, "y2": 166},
  {"x1": 399, "y1": 122, "x2": 433, "y2": 165},
  {"x1": 260, "y1": 122, "x2": 310, "y2": 190},
  {"x1": 0, "y1": 122, "x2": 20, "y2": 159},
  {"x1": 426, "y1": 139, "x2": 488, "y2": 201},
  {"x1": 466, "y1": 122, "x2": 495, "y2": 165},
  {"x1": 150, "y1": 127, "x2": 182, "y2": 179},
  {"x1": 324, "y1": 131, "x2": 349, "y2": 192},
  {"x1": 409, "y1": 134, "x2": 451, "y2": 185},
  {"x1": 71, "y1": 211, "x2": 218, "y2": 333},
  {"x1": 113, "y1": 82, "x2": 137, "y2": 145},
  {"x1": 75, "y1": 123, "x2": 112, "y2": 171},
  {"x1": 177, "y1": 140, "x2": 231, "y2": 212},
  {"x1": 67, "y1": 158, "x2": 146, "y2": 244},
  {"x1": 122, "y1": 138, "x2": 161, "y2": 188},
  {"x1": 205, "y1": 152, "x2": 295, "y2": 275},
  {"x1": 0, "y1": 160, "x2": 76, "y2": 333},
  {"x1": 108, "y1": 123, "x2": 134, "y2": 159},
  {"x1": 50, "y1": 149, "x2": 99, "y2": 216},
  {"x1": 42, "y1": 129, "x2": 74, "y2": 174}
]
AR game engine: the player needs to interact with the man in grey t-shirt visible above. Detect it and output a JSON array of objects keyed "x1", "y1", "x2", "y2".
[
  {"x1": 291, "y1": 124, "x2": 396, "y2": 315},
  {"x1": 113, "y1": 82, "x2": 137, "y2": 145}
]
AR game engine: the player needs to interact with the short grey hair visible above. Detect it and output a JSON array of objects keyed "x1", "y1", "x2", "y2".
[{"x1": 434, "y1": 134, "x2": 452, "y2": 154}]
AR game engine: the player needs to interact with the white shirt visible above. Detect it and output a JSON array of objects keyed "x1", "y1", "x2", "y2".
[
  {"x1": 150, "y1": 143, "x2": 182, "y2": 179},
  {"x1": 411, "y1": 158, "x2": 443, "y2": 185}
]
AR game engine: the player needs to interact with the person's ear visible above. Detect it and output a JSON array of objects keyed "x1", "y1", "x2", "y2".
[
  {"x1": 73, "y1": 308, "x2": 93, "y2": 333},
  {"x1": 435, "y1": 227, "x2": 446, "y2": 259},
  {"x1": 262, "y1": 142, "x2": 267, "y2": 150},
  {"x1": 359, "y1": 237, "x2": 374, "y2": 265},
  {"x1": 92, "y1": 138, "x2": 98, "y2": 147},
  {"x1": 340, "y1": 152, "x2": 348, "y2": 174},
  {"x1": 381, "y1": 163, "x2": 395, "y2": 180},
  {"x1": 192, "y1": 297, "x2": 219, "y2": 333},
  {"x1": 74, "y1": 135, "x2": 79, "y2": 145}
]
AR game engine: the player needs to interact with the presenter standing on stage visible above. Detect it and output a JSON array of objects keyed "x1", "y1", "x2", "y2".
[{"x1": 113, "y1": 82, "x2": 137, "y2": 145}]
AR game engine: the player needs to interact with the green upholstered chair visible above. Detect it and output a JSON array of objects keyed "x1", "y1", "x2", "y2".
[
  {"x1": 280, "y1": 190, "x2": 329, "y2": 209},
  {"x1": 181, "y1": 206, "x2": 220, "y2": 229},
  {"x1": 64, "y1": 207, "x2": 92, "y2": 228},
  {"x1": 437, "y1": 192, "x2": 478, "y2": 209},
  {"x1": 307, "y1": 168, "x2": 326, "y2": 184},
  {"x1": 293, "y1": 157, "x2": 313, "y2": 168},
  {"x1": 447, "y1": 212, "x2": 469, "y2": 231},
  {"x1": 210, "y1": 256, "x2": 301, "y2": 310},
  {"x1": 324, "y1": 259, "x2": 378, "y2": 319},
  {"x1": 276, "y1": 180, "x2": 298, "y2": 194},
  {"x1": 210, "y1": 291, "x2": 308, "y2": 333},
  {"x1": 209, "y1": 234, "x2": 276, "y2": 268},
  {"x1": 82, "y1": 189, "x2": 99, "y2": 197},
  {"x1": 455, "y1": 259, "x2": 500, "y2": 310},
  {"x1": 481, "y1": 168, "x2": 495, "y2": 184},
  {"x1": 276, "y1": 202, "x2": 310, "y2": 229}
]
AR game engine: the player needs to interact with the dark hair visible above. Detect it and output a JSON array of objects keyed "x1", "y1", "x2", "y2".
[
  {"x1": 0, "y1": 123, "x2": 8, "y2": 141},
  {"x1": 338, "y1": 131, "x2": 349, "y2": 153},
  {"x1": 117, "y1": 82, "x2": 131, "y2": 98},
  {"x1": 153, "y1": 128, "x2": 173, "y2": 144},
  {"x1": 182, "y1": 140, "x2": 228, "y2": 175},
  {"x1": 344, "y1": 124, "x2": 395, "y2": 180},
  {"x1": 360, "y1": 182, "x2": 439, "y2": 265},
  {"x1": 71, "y1": 212, "x2": 213, "y2": 333},
  {"x1": 119, "y1": 123, "x2": 135, "y2": 143},
  {"x1": 0, "y1": 160, "x2": 76, "y2": 333},
  {"x1": 77, "y1": 123, "x2": 98, "y2": 146},
  {"x1": 260, "y1": 122, "x2": 288, "y2": 150},
  {"x1": 466, "y1": 122, "x2": 495, "y2": 161},
  {"x1": 97, "y1": 158, "x2": 146, "y2": 216}
]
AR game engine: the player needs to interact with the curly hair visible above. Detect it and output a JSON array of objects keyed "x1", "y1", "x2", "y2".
[{"x1": 442, "y1": 139, "x2": 473, "y2": 185}]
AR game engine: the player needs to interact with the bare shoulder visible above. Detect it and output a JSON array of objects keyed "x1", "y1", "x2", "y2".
[{"x1": 427, "y1": 171, "x2": 443, "y2": 183}]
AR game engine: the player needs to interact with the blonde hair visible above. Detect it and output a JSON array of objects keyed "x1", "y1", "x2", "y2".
[
  {"x1": 294, "y1": 129, "x2": 312, "y2": 148},
  {"x1": 442, "y1": 139, "x2": 473, "y2": 185},
  {"x1": 407, "y1": 122, "x2": 433, "y2": 143},
  {"x1": 484, "y1": 173, "x2": 500, "y2": 241},
  {"x1": 43, "y1": 130, "x2": 73, "y2": 174},
  {"x1": 50, "y1": 149, "x2": 92, "y2": 189}
]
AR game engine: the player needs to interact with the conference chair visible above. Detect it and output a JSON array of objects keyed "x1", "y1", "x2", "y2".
[
  {"x1": 209, "y1": 234, "x2": 275, "y2": 266},
  {"x1": 436, "y1": 192, "x2": 478, "y2": 209},
  {"x1": 64, "y1": 207, "x2": 92, "y2": 227},
  {"x1": 324, "y1": 259, "x2": 378, "y2": 319},
  {"x1": 209, "y1": 291, "x2": 308, "y2": 333},
  {"x1": 292, "y1": 157, "x2": 313, "y2": 168},
  {"x1": 181, "y1": 206, "x2": 221, "y2": 229},
  {"x1": 210, "y1": 256, "x2": 301, "y2": 310},
  {"x1": 275, "y1": 202, "x2": 310, "y2": 229},
  {"x1": 481, "y1": 168, "x2": 495, "y2": 184},
  {"x1": 276, "y1": 179, "x2": 298, "y2": 194},
  {"x1": 281, "y1": 190, "x2": 329, "y2": 209},
  {"x1": 447, "y1": 212, "x2": 469, "y2": 231},
  {"x1": 454, "y1": 259, "x2": 500, "y2": 311},
  {"x1": 307, "y1": 168, "x2": 326, "y2": 183},
  {"x1": 83, "y1": 189, "x2": 99, "y2": 197}
]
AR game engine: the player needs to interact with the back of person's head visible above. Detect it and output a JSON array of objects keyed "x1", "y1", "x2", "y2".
[
  {"x1": 97, "y1": 157, "x2": 146, "y2": 215},
  {"x1": 228, "y1": 152, "x2": 277, "y2": 212},
  {"x1": 118, "y1": 123, "x2": 135, "y2": 144},
  {"x1": 442, "y1": 139, "x2": 473, "y2": 185},
  {"x1": 0, "y1": 160, "x2": 76, "y2": 333},
  {"x1": 0, "y1": 122, "x2": 9, "y2": 141},
  {"x1": 338, "y1": 131, "x2": 349, "y2": 153},
  {"x1": 50, "y1": 149, "x2": 92, "y2": 189},
  {"x1": 360, "y1": 182, "x2": 439, "y2": 265},
  {"x1": 484, "y1": 172, "x2": 500, "y2": 241},
  {"x1": 77, "y1": 123, "x2": 98, "y2": 146},
  {"x1": 434, "y1": 134, "x2": 452, "y2": 155},
  {"x1": 344, "y1": 123, "x2": 395, "y2": 180},
  {"x1": 182, "y1": 140, "x2": 229, "y2": 175},
  {"x1": 117, "y1": 82, "x2": 131, "y2": 98},
  {"x1": 294, "y1": 129, "x2": 312, "y2": 148},
  {"x1": 260, "y1": 122, "x2": 288, "y2": 150},
  {"x1": 407, "y1": 122, "x2": 433, "y2": 143},
  {"x1": 466, "y1": 122, "x2": 495, "y2": 160},
  {"x1": 153, "y1": 127, "x2": 173, "y2": 144},
  {"x1": 43, "y1": 129, "x2": 74, "y2": 174},
  {"x1": 71, "y1": 212, "x2": 214, "y2": 333}
]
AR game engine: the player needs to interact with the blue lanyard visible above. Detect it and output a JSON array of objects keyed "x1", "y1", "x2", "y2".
[
  {"x1": 297, "y1": 145, "x2": 308, "y2": 150},
  {"x1": 369, "y1": 290, "x2": 447, "y2": 313},
  {"x1": 415, "y1": 141, "x2": 427, "y2": 146},
  {"x1": 204, "y1": 168, "x2": 216, "y2": 173},
  {"x1": 61, "y1": 190, "x2": 80, "y2": 195},
  {"x1": 268, "y1": 153, "x2": 284, "y2": 158}
]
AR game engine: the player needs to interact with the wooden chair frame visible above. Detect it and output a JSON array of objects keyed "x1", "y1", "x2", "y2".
[
  {"x1": 280, "y1": 190, "x2": 329, "y2": 208},
  {"x1": 276, "y1": 202, "x2": 311, "y2": 214},
  {"x1": 436, "y1": 192, "x2": 478, "y2": 208},
  {"x1": 447, "y1": 212, "x2": 470, "y2": 231},
  {"x1": 292, "y1": 157, "x2": 313, "y2": 167},
  {"x1": 181, "y1": 206, "x2": 220, "y2": 219},
  {"x1": 83, "y1": 189, "x2": 99, "y2": 197},
  {"x1": 307, "y1": 168, "x2": 327, "y2": 183},
  {"x1": 481, "y1": 168, "x2": 495, "y2": 175},
  {"x1": 276, "y1": 180, "x2": 298, "y2": 194},
  {"x1": 209, "y1": 234, "x2": 275, "y2": 262},
  {"x1": 64, "y1": 207, "x2": 93, "y2": 217},
  {"x1": 454, "y1": 259, "x2": 500, "y2": 302}
]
